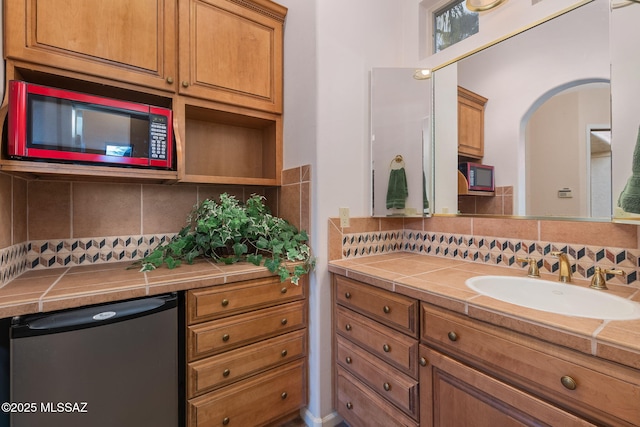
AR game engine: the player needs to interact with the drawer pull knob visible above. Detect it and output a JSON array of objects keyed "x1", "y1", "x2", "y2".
[
  {"x1": 561, "y1": 375, "x2": 577, "y2": 390},
  {"x1": 345, "y1": 292, "x2": 351, "y2": 299},
  {"x1": 281, "y1": 350, "x2": 288, "y2": 357},
  {"x1": 345, "y1": 356, "x2": 352, "y2": 364},
  {"x1": 281, "y1": 318, "x2": 288, "y2": 326},
  {"x1": 346, "y1": 402, "x2": 353, "y2": 410},
  {"x1": 281, "y1": 392, "x2": 288, "y2": 400},
  {"x1": 222, "y1": 334, "x2": 230, "y2": 342},
  {"x1": 222, "y1": 417, "x2": 230, "y2": 425},
  {"x1": 447, "y1": 331, "x2": 458, "y2": 342},
  {"x1": 345, "y1": 324, "x2": 352, "y2": 331},
  {"x1": 281, "y1": 287, "x2": 288, "y2": 294},
  {"x1": 221, "y1": 299, "x2": 229, "y2": 307},
  {"x1": 383, "y1": 305, "x2": 391, "y2": 314},
  {"x1": 383, "y1": 344, "x2": 391, "y2": 352},
  {"x1": 383, "y1": 382, "x2": 391, "y2": 391},
  {"x1": 420, "y1": 357, "x2": 428, "y2": 367},
  {"x1": 223, "y1": 368, "x2": 230, "y2": 377},
  {"x1": 182, "y1": 81, "x2": 189, "y2": 88}
]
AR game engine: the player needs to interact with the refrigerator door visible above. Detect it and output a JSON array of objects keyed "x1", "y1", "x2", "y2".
[{"x1": 10, "y1": 294, "x2": 179, "y2": 427}]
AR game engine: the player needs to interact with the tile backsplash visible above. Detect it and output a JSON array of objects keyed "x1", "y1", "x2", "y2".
[
  {"x1": 330, "y1": 216, "x2": 640, "y2": 287},
  {"x1": 0, "y1": 165, "x2": 311, "y2": 286}
]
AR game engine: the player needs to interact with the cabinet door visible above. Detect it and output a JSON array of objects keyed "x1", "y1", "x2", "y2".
[
  {"x1": 5, "y1": 0, "x2": 177, "y2": 92},
  {"x1": 419, "y1": 345, "x2": 596, "y2": 427},
  {"x1": 178, "y1": 0, "x2": 286, "y2": 113},
  {"x1": 458, "y1": 86, "x2": 487, "y2": 159}
]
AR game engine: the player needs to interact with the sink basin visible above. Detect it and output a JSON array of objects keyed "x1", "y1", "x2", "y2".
[{"x1": 465, "y1": 275, "x2": 640, "y2": 320}]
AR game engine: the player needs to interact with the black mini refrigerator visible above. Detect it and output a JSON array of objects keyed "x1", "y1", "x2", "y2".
[{"x1": 9, "y1": 294, "x2": 179, "y2": 427}]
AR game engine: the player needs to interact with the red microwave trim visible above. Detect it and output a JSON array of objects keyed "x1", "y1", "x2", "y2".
[
  {"x1": 459, "y1": 162, "x2": 495, "y2": 192},
  {"x1": 7, "y1": 80, "x2": 173, "y2": 170}
]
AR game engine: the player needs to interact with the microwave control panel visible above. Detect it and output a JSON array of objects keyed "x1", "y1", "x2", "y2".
[{"x1": 149, "y1": 115, "x2": 168, "y2": 160}]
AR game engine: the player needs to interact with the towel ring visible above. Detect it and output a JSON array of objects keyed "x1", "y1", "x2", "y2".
[{"x1": 390, "y1": 154, "x2": 405, "y2": 170}]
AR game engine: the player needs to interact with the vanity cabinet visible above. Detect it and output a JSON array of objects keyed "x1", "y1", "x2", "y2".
[
  {"x1": 458, "y1": 86, "x2": 487, "y2": 160},
  {"x1": 186, "y1": 275, "x2": 308, "y2": 427},
  {"x1": 419, "y1": 345, "x2": 596, "y2": 427},
  {"x1": 332, "y1": 275, "x2": 420, "y2": 426},
  {"x1": 4, "y1": 0, "x2": 177, "y2": 93},
  {"x1": 421, "y1": 304, "x2": 640, "y2": 427}
]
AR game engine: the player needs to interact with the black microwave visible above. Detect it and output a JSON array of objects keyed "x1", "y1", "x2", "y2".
[{"x1": 7, "y1": 80, "x2": 174, "y2": 169}]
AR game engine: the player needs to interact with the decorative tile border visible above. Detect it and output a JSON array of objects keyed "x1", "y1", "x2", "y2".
[
  {"x1": 342, "y1": 230, "x2": 640, "y2": 287},
  {"x1": 0, "y1": 244, "x2": 29, "y2": 286},
  {"x1": 0, "y1": 234, "x2": 177, "y2": 286}
]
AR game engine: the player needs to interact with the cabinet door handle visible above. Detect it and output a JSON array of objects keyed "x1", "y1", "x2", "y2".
[
  {"x1": 420, "y1": 357, "x2": 428, "y2": 367},
  {"x1": 447, "y1": 331, "x2": 458, "y2": 342},
  {"x1": 181, "y1": 81, "x2": 189, "y2": 88},
  {"x1": 223, "y1": 369, "x2": 230, "y2": 377},
  {"x1": 281, "y1": 287, "x2": 288, "y2": 294},
  {"x1": 345, "y1": 356, "x2": 352, "y2": 364},
  {"x1": 346, "y1": 402, "x2": 353, "y2": 410},
  {"x1": 383, "y1": 382, "x2": 391, "y2": 391},
  {"x1": 345, "y1": 292, "x2": 351, "y2": 299},
  {"x1": 383, "y1": 305, "x2": 391, "y2": 314},
  {"x1": 281, "y1": 349, "x2": 288, "y2": 357},
  {"x1": 345, "y1": 324, "x2": 352, "y2": 331},
  {"x1": 166, "y1": 76, "x2": 174, "y2": 84},
  {"x1": 561, "y1": 375, "x2": 577, "y2": 390},
  {"x1": 222, "y1": 334, "x2": 230, "y2": 342},
  {"x1": 221, "y1": 298, "x2": 229, "y2": 307},
  {"x1": 383, "y1": 344, "x2": 391, "y2": 352},
  {"x1": 281, "y1": 318, "x2": 288, "y2": 326},
  {"x1": 281, "y1": 392, "x2": 288, "y2": 400},
  {"x1": 223, "y1": 417, "x2": 230, "y2": 425}
]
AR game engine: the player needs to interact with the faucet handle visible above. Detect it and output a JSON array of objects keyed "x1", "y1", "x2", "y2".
[
  {"x1": 516, "y1": 257, "x2": 540, "y2": 277},
  {"x1": 590, "y1": 266, "x2": 626, "y2": 290}
]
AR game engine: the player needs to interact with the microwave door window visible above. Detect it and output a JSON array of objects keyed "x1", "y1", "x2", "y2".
[
  {"x1": 80, "y1": 108, "x2": 131, "y2": 155},
  {"x1": 28, "y1": 96, "x2": 75, "y2": 151},
  {"x1": 476, "y1": 168, "x2": 493, "y2": 187}
]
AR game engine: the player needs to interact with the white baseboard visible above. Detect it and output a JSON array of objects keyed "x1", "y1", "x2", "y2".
[{"x1": 301, "y1": 408, "x2": 343, "y2": 427}]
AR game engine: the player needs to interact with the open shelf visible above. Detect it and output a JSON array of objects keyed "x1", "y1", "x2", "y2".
[{"x1": 176, "y1": 98, "x2": 282, "y2": 185}]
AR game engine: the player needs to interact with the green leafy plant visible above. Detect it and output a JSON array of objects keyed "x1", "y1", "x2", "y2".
[{"x1": 135, "y1": 193, "x2": 314, "y2": 284}]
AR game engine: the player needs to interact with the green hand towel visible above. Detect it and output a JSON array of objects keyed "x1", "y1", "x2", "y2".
[
  {"x1": 618, "y1": 126, "x2": 640, "y2": 214},
  {"x1": 386, "y1": 168, "x2": 408, "y2": 209}
]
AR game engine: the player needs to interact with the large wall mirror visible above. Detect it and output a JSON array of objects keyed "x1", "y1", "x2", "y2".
[
  {"x1": 433, "y1": 0, "x2": 612, "y2": 219},
  {"x1": 372, "y1": 0, "x2": 640, "y2": 222}
]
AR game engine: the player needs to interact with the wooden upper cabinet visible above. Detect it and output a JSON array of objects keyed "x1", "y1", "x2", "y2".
[
  {"x1": 4, "y1": 0, "x2": 177, "y2": 92},
  {"x1": 458, "y1": 86, "x2": 488, "y2": 159},
  {"x1": 178, "y1": 0, "x2": 286, "y2": 113}
]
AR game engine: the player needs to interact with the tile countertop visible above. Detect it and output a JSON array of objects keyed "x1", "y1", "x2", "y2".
[
  {"x1": 328, "y1": 252, "x2": 640, "y2": 371},
  {"x1": 0, "y1": 258, "x2": 286, "y2": 318}
]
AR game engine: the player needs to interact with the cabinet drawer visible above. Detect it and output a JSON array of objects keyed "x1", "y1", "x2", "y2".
[
  {"x1": 187, "y1": 276, "x2": 305, "y2": 324},
  {"x1": 336, "y1": 306, "x2": 418, "y2": 378},
  {"x1": 336, "y1": 366, "x2": 418, "y2": 427},
  {"x1": 336, "y1": 336, "x2": 418, "y2": 419},
  {"x1": 188, "y1": 329, "x2": 306, "y2": 398},
  {"x1": 422, "y1": 304, "x2": 640, "y2": 427},
  {"x1": 335, "y1": 275, "x2": 418, "y2": 337},
  {"x1": 188, "y1": 359, "x2": 306, "y2": 427},
  {"x1": 188, "y1": 301, "x2": 306, "y2": 361}
]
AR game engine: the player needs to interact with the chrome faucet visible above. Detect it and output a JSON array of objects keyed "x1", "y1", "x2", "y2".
[{"x1": 551, "y1": 251, "x2": 572, "y2": 283}]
